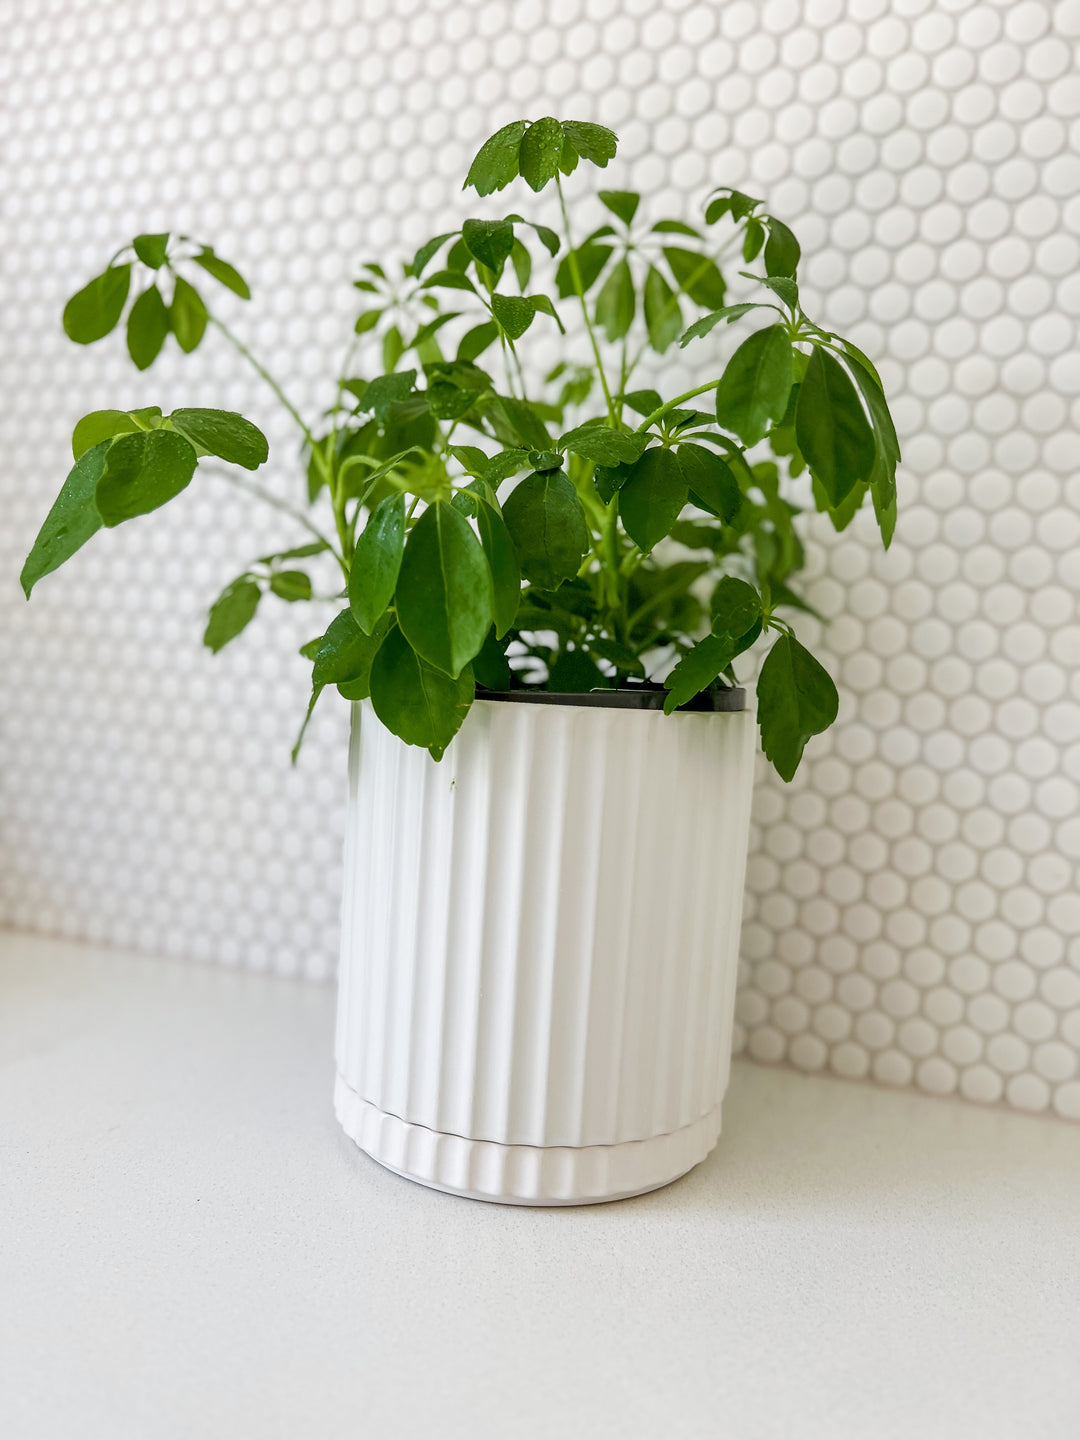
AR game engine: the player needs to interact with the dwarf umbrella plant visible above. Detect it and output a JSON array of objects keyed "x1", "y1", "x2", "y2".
[{"x1": 22, "y1": 118, "x2": 899, "y2": 779}]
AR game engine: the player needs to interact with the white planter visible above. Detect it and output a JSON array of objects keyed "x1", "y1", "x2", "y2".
[{"x1": 334, "y1": 694, "x2": 756, "y2": 1205}]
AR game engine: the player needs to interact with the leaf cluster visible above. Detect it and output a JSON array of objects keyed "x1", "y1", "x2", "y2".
[{"x1": 25, "y1": 118, "x2": 901, "y2": 782}]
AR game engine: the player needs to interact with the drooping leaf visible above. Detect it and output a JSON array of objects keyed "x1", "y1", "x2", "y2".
[
  {"x1": 594, "y1": 258, "x2": 634, "y2": 341},
  {"x1": 492, "y1": 397, "x2": 552, "y2": 451},
  {"x1": 502, "y1": 469, "x2": 589, "y2": 589},
  {"x1": 621, "y1": 389, "x2": 661, "y2": 418},
  {"x1": 396, "y1": 500, "x2": 493, "y2": 677},
  {"x1": 369, "y1": 626, "x2": 474, "y2": 759},
  {"x1": 94, "y1": 430, "x2": 198, "y2": 526},
  {"x1": 846, "y1": 354, "x2": 901, "y2": 549},
  {"x1": 652, "y1": 219, "x2": 702, "y2": 237},
  {"x1": 169, "y1": 275, "x2": 208, "y2": 352},
  {"x1": 126, "y1": 285, "x2": 170, "y2": 370},
  {"x1": 349, "y1": 491, "x2": 405, "y2": 633},
  {"x1": 560, "y1": 424, "x2": 648, "y2": 467},
  {"x1": 662, "y1": 247, "x2": 726, "y2": 308},
  {"x1": 169, "y1": 409, "x2": 269, "y2": 470},
  {"x1": 555, "y1": 242, "x2": 613, "y2": 298},
  {"x1": 20, "y1": 442, "x2": 108, "y2": 596},
  {"x1": 203, "y1": 577, "x2": 261, "y2": 651},
  {"x1": 313, "y1": 609, "x2": 386, "y2": 690},
  {"x1": 192, "y1": 248, "x2": 251, "y2": 299},
  {"x1": 510, "y1": 236, "x2": 532, "y2": 291},
  {"x1": 643, "y1": 265, "x2": 682, "y2": 354},
  {"x1": 677, "y1": 443, "x2": 740, "y2": 522},
  {"x1": 133, "y1": 233, "x2": 169, "y2": 269},
  {"x1": 763, "y1": 218, "x2": 801, "y2": 278},
  {"x1": 463, "y1": 120, "x2": 527, "y2": 195},
  {"x1": 63, "y1": 265, "x2": 132, "y2": 344},
  {"x1": 618, "y1": 446, "x2": 688, "y2": 552},
  {"x1": 742, "y1": 217, "x2": 765, "y2": 261},
  {"x1": 714, "y1": 324, "x2": 793, "y2": 446},
  {"x1": 679, "y1": 303, "x2": 764, "y2": 346},
  {"x1": 560, "y1": 121, "x2": 618, "y2": 167},
  {"x1": 472, "y1": 490, "x2": 521, "y2": 637},
  {"x1": 383, "y1": 325, "x2": 404, "y2": 372},
  {"x1": 795, "y1": 346, "x2": 876, "y2": 507},
  {"x1": 598, "y1": 190, "x2": 639, "y2": 225},
  {"x1": 528, "y1": 293, "x2": 565, "y2": 333},
  {"x1": 519, "y1": 116, "x2": 565, "y2": 191},
  {"x1": 757, "y1": 632, "x2": 839, "y2": 781},
  {"x1": 462, "y1": 217, "x2": 515, "y2": 272}
]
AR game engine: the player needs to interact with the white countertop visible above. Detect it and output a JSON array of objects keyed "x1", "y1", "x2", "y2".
[{"x1": 2, "y1": 930, "x2": 1079, "y2": 1440}]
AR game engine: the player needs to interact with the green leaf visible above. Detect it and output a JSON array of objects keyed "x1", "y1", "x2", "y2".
[
  {"x1": 529, "y1": 294, "x2": 565, "y2": 334},
  {"x1": 622, "y1": 389, "x2": 662, "y2": 418},
  {"x1": 192, "y1": 248, "x2": 251, "y2": 299},
  {"x1": 133, "y1": 233, "x2": 169, "y2": 268},
  {"x1": 457, "y1": 321, "x2": 499, "y2": 362},
  {"x1": 549, "y1": 646, "x2": 610, "y2": 692},
  {"x1": 795, "y1": 346, "x2": 876, "y2": 507},
  {"x1": 383, "y1": 326, "x2": 405, "y2": 372},
  {"x1": 677, "y1": 443, "x2": 740, "y2": 522},
  {"x1": 714, "y1": 324, "x2": 793, "y2": 446},
  {"x1": 519, "y1": 116, "x2": 564, "y2": 191},
  {"x1": 679, "y1": 303, "x2": 763, "y2": 346},
  {"x1": 556, "y1": 242, "x2": 613, "y2": 298},
  {"x1": 473, "y1": 628, "x2": 514, "y2": 690},
  {"x1": 594, "y1": 258, "x2": 634, "y2": 341},
  {"x1": 349, "y1": 491, "x2": 405, "y2": 633},
  {"x1": 125, "y1": 285, "x2": 170, "y2": 370},
  {"x1": 71, "y1": 409, "x2": 145, "y2": 459},
  {"x1": 63, "y1": 265, "x2": 132, "y2": 344},
  {"x1": 560, "y1": 121, "x2": 618, "y2": 167},
  {"x1": 663, "y1": 634, "x2": 737, "y2": 714},
  {"x1": 94, "y1": 430, "x2": 198, "y2": 526},
  {"x1": 203, "y1": 577, "x2": 261, "y2": 651},
  {"x1": 353, "y1": 309, "x2": 381, "y2": 335},
  {"x1": 846, "y1": 355, "x2": 901, "y2": 548},
  {"x1": 662, "y1": 247, "x2": 726, "y2": 308},
  {"x1": 313, "y1": 609, "x2": 386, "y2": 690},
  {"x1": 20, "y1": 442, "x2": 108, "y2": 597},
  {"x1": 709, "y1": 575, "x2": 762, "y2": 641},
  {"x1": 484, "y1": 447, "x2": 530, "y2": 484},
  {"x1": 652, "y1": 220, "x2": 700, "y2": 238},
  {"x1": 359, "y1": 370, "x2": 417, "y2": 422},
  {"x1": 169, "y1": 409, "x2": 269, "y2": 470},
  {"x1": 422, "y1": 269, "x2": 478, "y2": 295},
  {"x1": 705, "y1": 188, "x2": 762, "y2": 225},
  {"x1": 396, "y1": 500, "x2": 493, "y2": 678},
  {"x1": 764, "y1": 218, "x2": 800, "y2": 278},
  {"x1": 493, "y1": 397, "x2": 552, "y2": 451},
  {"x1": 756, "y1": 633, "x2": 838, "y2": 782},
  {"x1": 369, "y1": 626, "x2": 475, "y2": 759},
  {"x1": 474, "y1": 494, "x2": 521, "y2": 637},
  {"x1": 743, "y1": 272, "x2": 799, "y2": 310},
  {"x1": 510, "y1": 236, "x2": 532, "y2": 291},
  {"x1": 169, "y1": 275, "x2": 208, "y2": 353},
  {"x1": 464, "y1": 120, "x2": 527, "y2": 195},
  {"x1": 587, "y1": 636, "x2": 645, "y2": 677},
  {"x1": 502, "y1": 469, "x2": 589, "y2": 589},
  {"x1": 598, "y1": 190, "x2": 639, "y2": 225},
  {"x1": 491, "y1": 294, "x2": 536, "y2": 340},
  {"x1": 258, "y1": 540, "x2": 327, "y2": 564},
  {"x1": 643, "y1": 265, "x2": 682, "y2": 354},
  {"x1": 561, "y1": 423, "x2": 647, "y2": 467},
  {"x1": 618, "y1": 446, "x2": 688, "y2": 552},
  {"x1": 412, "y1": 231, "x2": 458, "y2": 278},
  {"x1": 742, "y1": 217, "x2": 765, "y2": 262},
  {"x1": 269, "y1": 570, "x2": 312, "y2": 602},
  {"x1": 462, "y1": 217, "x2": 515, "y2": 272},
  {"x1": 450, "y1": 445, "x2": 490, "y2": 477}
]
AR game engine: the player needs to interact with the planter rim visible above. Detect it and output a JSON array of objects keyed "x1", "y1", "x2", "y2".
[{"x1": 474, "y1": 684, "x2": 746, "y2": 713}]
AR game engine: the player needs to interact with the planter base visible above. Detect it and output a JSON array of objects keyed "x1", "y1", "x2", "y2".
[{"x1": 334, "y1": 1074, "x2": 723, "y2": 1206}]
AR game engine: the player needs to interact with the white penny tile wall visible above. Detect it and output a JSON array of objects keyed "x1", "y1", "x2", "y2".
[{"x1": 1, "y1": 0, "x2": 1078, "y2": 1116}]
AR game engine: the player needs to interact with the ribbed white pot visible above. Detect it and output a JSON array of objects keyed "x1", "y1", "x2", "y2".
[{"x1": 334, "y1": 694, "x2": 756, "y2": 1205}]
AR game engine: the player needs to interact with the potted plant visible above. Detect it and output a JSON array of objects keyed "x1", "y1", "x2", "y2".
[{"x1": 22, "y1": 117, "x2": 898, "y2": 1204}]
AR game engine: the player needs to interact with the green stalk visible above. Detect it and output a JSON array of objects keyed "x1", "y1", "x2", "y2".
[
  {"x1": 635, "y1": 380, "x2": 722, "y2": 434},
  {"x1": 555, "y1": 176, "x2": 617, "y2": 425}
]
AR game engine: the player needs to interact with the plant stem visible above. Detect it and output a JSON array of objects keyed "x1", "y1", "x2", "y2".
[
  {"x1": 212, "y1": 469, "x2": 347, "y2": 577},
  {"x1": 555, "y1": 176, "x2": 617, "y2": 425},
  {"x1": 209, "y1": 316, "x2": 318, "y2": 449},
  {"x1": 635, "y1": 380, "x2": 722, "y2": 434}
]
